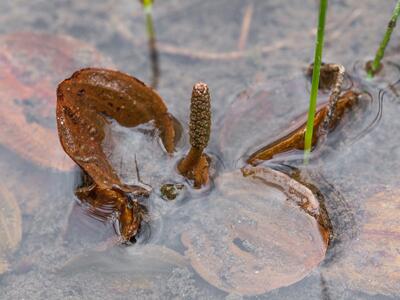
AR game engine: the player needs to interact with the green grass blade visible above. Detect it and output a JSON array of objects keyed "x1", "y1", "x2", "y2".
[
  {"x1": 141, "y1": 0, "x2": 155, "y2": 39},
  {"x1": 367, "y1": 0, "x2": 400, "y2": 77},
  {"x1": 139, "y1": 0, "x2": 159, "y2": 88},
  {"x1": 304, "y1": 0, "x2": 328, "y2": 162}
]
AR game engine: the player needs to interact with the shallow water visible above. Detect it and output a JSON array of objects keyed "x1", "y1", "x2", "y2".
[{"x1": 0, "y1": 0, "x2": 400, "y2": 299}]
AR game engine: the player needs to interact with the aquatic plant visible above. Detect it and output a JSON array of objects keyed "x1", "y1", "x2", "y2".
[
  {"x1": 247, "y1": 89, "x2": 359, "y2": 165},
  {"x1": 177, "y1": 83, "x2": 211, "y2": 188},
  {"x1": 55, "y1": 63, "x2": 342, "y2": 293},
  {"x1": 367, "y1": 0, "x2": 400, "y2": 77},
  {"x1": 140, "y1": 0, "x2": 159, "y2": 88},
  {"x1": 304, "y1": 0, "x2": 328, "y2": 160},
  {"x1": 140, "y1": 0, "x2": 154, "y2": 39}
]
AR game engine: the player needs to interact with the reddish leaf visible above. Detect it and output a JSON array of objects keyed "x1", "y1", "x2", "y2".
[
  {"x1": 181, "y1": 167, "x2": 329, "y2": 295},
  {"x1": 0, "y1": 32, "x2": 111, "y2": 171},
  {"x1": 219, "y1": 73, "x2": 366, "y2": 165},
  {"x1": 247, "y1": 90, "x2": 359, "y2": 164},
  {"x1": 57, "y1": 68, "x2": 179, "y2": 240},
  {"x1": 57, "y1": 68, "x2": 177, "y2": 190}
]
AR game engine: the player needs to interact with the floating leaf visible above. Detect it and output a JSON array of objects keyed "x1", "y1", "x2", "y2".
[
  {"x1": 181, "y1": 167, "x2": 329, "y2": 296},
  {"x1": 323, "y1": 189, "x2": 400, "y2": 296},
  {"x1": 0, "y1": 184, "x2": 22, "y2": 274},
  {"x1": 0, "y1": 32, "x2": 112, "y2": 171},
  {"x1": 57, "y1": 68, "x2": 178, "y2": 190},
  {"x1": 57, "y1": 68, "x2": 181, "y2": 240}
]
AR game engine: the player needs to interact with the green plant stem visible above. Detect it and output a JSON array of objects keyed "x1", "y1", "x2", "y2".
[
  {"x1": 142, "y1": 0, "x2": 155, "y2": 40},
  {"x1": 140, "y1": 0, "x2": 159, "y2": 88},
  {"x1": 367, "y1": 0, "x2": 400, "y2": 77},
  {"x1": 304, "y1": 0, "x2": 328, "y2": 162}
]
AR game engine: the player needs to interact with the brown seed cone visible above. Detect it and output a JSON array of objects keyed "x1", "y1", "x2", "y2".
[
  {"x1": 189, "y1": 82, "x2": 211, "y2": 150},
  {"x1": 178, "y1": 82, "x2": 211, "y2": 188}
]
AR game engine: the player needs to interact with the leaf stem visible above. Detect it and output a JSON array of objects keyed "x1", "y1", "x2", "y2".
[
  {"x1": 367, "y1": 0, "x2": 400, "y2": 77},
  {"x1": 304, "y1": 0, "x2": 328, "y2": 162}
]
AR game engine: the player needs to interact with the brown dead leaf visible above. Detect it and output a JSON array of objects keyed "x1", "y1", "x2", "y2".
[
  {"x1": 218, "y1": 73, "x2": 367, "y2": 165},
  {"x1": 247, "y1": 91, "x2": 359, "y2": 164},
  {"x1": 57, "y1": 68, "x2": 180, "y2": 240},
  {"x1": 57, "y1": 68, "x2": 177, "y2": 191}
]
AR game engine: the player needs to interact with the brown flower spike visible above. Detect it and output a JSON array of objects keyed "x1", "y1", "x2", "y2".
[{"x1": 178, "y1": 82, "x2": 211, "y2": 188}]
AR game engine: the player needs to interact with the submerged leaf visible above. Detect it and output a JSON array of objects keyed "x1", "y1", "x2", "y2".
[
  {"x1": 323, "y1": 189, "x2": 400, "y2": 296},
  {"x1": 181, "y1": 167, "x2": 329, "y2": 295},
  {"x1": 0, "y1": 184, "x2": 22, "y2": 274},
  {"x1": 247, "y1": 90, "x2": 359, "y2": 164},
  {"x1": 219, "y1": 72, "x2": 371, "y2": 165},
  {"x1": 0, "y1": 32, "x2": 111, "y2": 171}
]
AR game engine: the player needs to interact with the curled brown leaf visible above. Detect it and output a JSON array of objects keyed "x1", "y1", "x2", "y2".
[{"x1": 57, "y1": 68, "x2": 178, "y2": 241}]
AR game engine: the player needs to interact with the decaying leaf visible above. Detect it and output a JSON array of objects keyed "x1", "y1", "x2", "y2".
[
  {"x1": 181, "y1": 167, "x2": 329, "y2": 296},
  {"x1": 0, "y1": 32, "x2": 111, "y2": 171},
  {"x1": 57, "y1": 68, "x2": 180, "y2": 240},
  {"x1": 0, "y1": 184, "x2": 22, "y2": 274},
  {"x1": 323, "y1": 189, "x2": 400, "y2": 296},
  {"x1": 57, "y1": 68, "x2": 177, "y2": 190},
  {"x1": 247, "y1": 90, "x2": 359, "y2": 164},
  {"x1": 219, "y1": 69, "x2": 373, "y2": 166}
]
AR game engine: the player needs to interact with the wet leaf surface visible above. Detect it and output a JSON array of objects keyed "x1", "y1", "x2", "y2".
[
  {"x1": 219, "y1": 73, "x2": 374, "y2": 165},
  {"x1": 181, "y1": 167, "x2": 329, "y2": 296},
  {"x1": 57, "y1": 68, "x2": 182, "y2": 240},
  {"x1": 0, "y1": 184, "x2": 22, "y2": 275},
  {"x1": 247, "y1": 90, "x2": 360, "y2": 165},
  {"x1": 57, "y1": 68, "x2": 178, "y2": 190},
  {"x1": 218, "y1": 77, "x2": 328, "y2": 164},
  {"x1": 0, "y1": 32, "x2": 112, "y2": 171},
  {"x1": 323, "y1": 189, "x2": 400, "y2": 296}
]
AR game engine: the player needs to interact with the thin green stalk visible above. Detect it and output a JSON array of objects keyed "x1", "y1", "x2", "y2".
[
  {"x1": 304, "y1": 0, "x2": 328, "y2": 162},
  {"x1": 140, "y1": 0, "x2": 159, "y2": 88},
  {"x1": 142, "y1": 0, "x2": 155, "y2": 40},
  {"x1": 367, "y1": 0, "x2": 400, "y2": 77}
]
